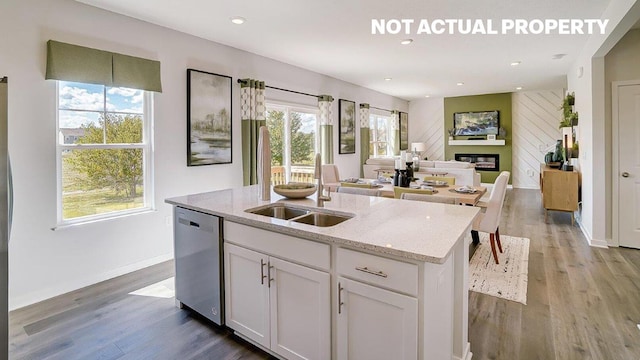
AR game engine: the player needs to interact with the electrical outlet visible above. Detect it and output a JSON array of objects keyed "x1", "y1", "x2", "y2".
[
  {"x1": 165, "y1": 216, "x2": 171, "y2": 227},
  {"x1": 526, "y1": 169, "x2": 534, "y2": 177}
]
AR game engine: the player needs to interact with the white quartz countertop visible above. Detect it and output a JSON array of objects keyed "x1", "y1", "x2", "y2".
[{"x1": 165, "y1": 185, "x2": 480, "y2": 264}]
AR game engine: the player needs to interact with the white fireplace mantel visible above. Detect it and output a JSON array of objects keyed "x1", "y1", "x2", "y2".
[{"x1": 448, "y1": 139, "x2": 505, "y2": 146}]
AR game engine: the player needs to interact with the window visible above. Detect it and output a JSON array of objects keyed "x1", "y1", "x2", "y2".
[
  {"x1": 369, "y1": 113, "x2": 394, "y2": 157},
  {"x1": 266, "y1": 103, "x2": 319, "y2": 185},
  {"x1": 57, "y1": 81, "x2": 153, "y2": 224}
]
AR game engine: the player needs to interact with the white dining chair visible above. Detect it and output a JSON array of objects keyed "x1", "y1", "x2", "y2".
[
  {"x1": 321, "y1": 164, "x2": 341, "y2": 192},
  {"x1": 471, "y1": 171, "x2": 510, "y2": 264},
  {"x1": 337, "y1": 187, "x2": 381, "y2": 196},
  {"x1": 400, "y1": 192, "x2": 457, "y2": 204}
]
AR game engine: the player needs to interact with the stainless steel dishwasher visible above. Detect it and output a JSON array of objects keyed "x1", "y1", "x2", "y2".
[{"x1": 173, "y1": 206, "x2": 223, "y2": 325}]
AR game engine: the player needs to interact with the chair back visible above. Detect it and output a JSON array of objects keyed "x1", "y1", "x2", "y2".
[
  {"x1": 423, "y1": 176, "x2": 456, "y2": 186},
  {"x1": 393, "y1": 186, "x2": 433, "y2": 199},
  {"x1": 337, "y1": 187, "x2": 381, "y2": 196},
  {"x1": 322, "y1": 164, "x2": 340, "y2": 184},
  {"x1": 401, "y1": 193, "x2": 456, "y2": 204},
  {"x1": 476, "y1": 171, "x2": 510, "y2": 232}
]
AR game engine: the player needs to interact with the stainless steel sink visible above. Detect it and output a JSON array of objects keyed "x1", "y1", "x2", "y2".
[
  {"x1": 247, "y1": 205, "x2": 310, "y2": 220},
  {"x1": 291, "y1": 212, "x2": 352, "y2": 227},
  {"x1": 246, "y1": 204, "x2": 354, "y2": 227}
]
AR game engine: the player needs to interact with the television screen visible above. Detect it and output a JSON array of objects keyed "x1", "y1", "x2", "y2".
[{"x1": 453, "y1": 110, "x2": 499, "y2": 136}]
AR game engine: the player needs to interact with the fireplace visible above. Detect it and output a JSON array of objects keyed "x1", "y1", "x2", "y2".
[{"x1": 455, "y1": 153, "x2": 500, "y2": 172}]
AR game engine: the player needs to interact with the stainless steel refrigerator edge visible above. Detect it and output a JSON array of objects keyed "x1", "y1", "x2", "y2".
[
  {"x1": 173, "y1": 206, "x2": 223, "y2": 325},
  {"x1": 1, "y1": 77, "x2": 10, "y2": 358}
]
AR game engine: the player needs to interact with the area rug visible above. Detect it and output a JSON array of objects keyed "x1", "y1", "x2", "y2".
[{"x1": 469, "y1": 234, "x2": 530, "y2": 305}]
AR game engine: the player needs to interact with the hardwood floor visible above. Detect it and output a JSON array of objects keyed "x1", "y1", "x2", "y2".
[
  {"x1": 9, "y1": 189, "x2": 640, "y2": 359},
  {"x1": 469, "y1": 188, "x2": 640, "y2": 360}
]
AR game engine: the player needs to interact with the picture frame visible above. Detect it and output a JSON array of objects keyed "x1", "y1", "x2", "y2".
[
  {"x1": 399, "y1": 111, "x2": 409, "y2": 151},
  {"x1": 187, "y1": 69, "x2": 232, "y2": 166},
  {"x1": 339, "y1": 99, "x2": 356, "y2": 154}
]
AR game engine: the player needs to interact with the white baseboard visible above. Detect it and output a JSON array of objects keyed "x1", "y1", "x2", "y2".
[
  {"x1": 10, "y1": 253, "x2": 173, "y2": 311},
  {"x1": 453, "y1": 342, "x2": 473, "y2": 360},
  {"x1": 574, "y1": 215, "x2": 608, "y2": 248}
]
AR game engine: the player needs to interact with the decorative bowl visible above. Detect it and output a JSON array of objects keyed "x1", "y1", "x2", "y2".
[{"x1": 273, "y1": 183, "x2": 317, "y2": 199}]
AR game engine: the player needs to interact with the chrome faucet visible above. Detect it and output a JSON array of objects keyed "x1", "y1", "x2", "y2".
[{"x1": 314, "y1": 153, "x2": 331, "y2": 207}]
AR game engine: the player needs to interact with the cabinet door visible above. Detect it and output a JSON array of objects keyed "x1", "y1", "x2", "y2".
[
  {"x1": 336, "y1": 277, "x2": 418, "y2": 360},
  {"x1": 224, "y1": 243, "x2": 270, "y2": 348},
  {"x1": 269, "y1": 257, "x2": 330, "y2": 360}
]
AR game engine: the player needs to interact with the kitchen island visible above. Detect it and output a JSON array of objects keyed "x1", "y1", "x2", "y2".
[{"x1": 166, "y1": 185, "x2": 479, "y2": 360}]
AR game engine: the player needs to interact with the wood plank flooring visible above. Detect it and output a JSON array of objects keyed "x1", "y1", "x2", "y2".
[
  {"x1": 9, "y1": 189, "x2": 640, "y2": 359},
  {"x1": 469, "y1": 189, "x2": 640, "y2": 360}
]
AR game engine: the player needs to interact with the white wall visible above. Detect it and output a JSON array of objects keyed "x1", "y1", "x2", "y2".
[
  {"x1": 511, "y1": 90, "x2": 563, "y2": 189},
  {"x1": 567, "y1": 0, "x2": 640, "y2": 247},
  {"x1": 408, "y1": 98, "x2": 445, "y2": 160},
  {"x1": 0, "y1": 0, "x2": 407, "y2": 309},
  {"x1": 605, "y1": 28, "x2": 640, "y2": 246}
]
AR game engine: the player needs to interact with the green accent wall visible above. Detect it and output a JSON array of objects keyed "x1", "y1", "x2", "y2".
[{"x1": 444, "y1": 93, "x2": 512, "y2": 184}]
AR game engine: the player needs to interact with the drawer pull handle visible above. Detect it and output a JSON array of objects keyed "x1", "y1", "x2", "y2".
[{"x1": 355, "y1": 266, "x2": 388, "y2": 278}]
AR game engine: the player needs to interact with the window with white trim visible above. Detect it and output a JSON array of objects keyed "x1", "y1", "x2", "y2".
[
  {"x1": 265, "y1": 103, "x2": 319, "y2": 184},
  {"x1": 57, "y1": 81, "x2": 153, "y2": 224},
  {"x1": 369, "y1": 113, "x2": 394, "y2": 157}
]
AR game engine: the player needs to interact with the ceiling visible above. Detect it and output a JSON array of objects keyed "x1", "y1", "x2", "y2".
[{"x1": 75, "y1": 0, "x2": 613, "y2": 100}]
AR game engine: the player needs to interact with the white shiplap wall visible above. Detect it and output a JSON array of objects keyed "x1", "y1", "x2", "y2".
[
  {"x1": 408, "y1": 98, "x2": 445, "y2": 160},
  {"x1": 512, "y1": 90, "x2": 563, "y2": 189}
]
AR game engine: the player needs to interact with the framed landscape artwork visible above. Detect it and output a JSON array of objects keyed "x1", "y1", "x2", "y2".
[
  {"x1": 339, "y1": 99, "x2": 356, "y2": 154},
  {"x1": 399, "y1": 111, "x2": 409, "y2": 150},
  {"x1": 187, "y1": 69, "x2": 232, "y2": 166}
]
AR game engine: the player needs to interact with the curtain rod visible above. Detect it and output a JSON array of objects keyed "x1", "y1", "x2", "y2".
[
  {"x1": 370, "y1": 106, "x2": 393, "y2": 113},
  {"x1": 237, "y1": 79, "x2": 320, "y2": 99}
]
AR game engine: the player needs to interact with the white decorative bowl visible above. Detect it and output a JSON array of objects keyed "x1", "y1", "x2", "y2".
[{"x1": 273, "y1": 183, "x2": 317, "y2": 199}]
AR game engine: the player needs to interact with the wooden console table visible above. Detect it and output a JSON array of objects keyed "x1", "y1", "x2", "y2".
[{"x1": 539, "y1": 164, "x2": 579, "y2": 224}]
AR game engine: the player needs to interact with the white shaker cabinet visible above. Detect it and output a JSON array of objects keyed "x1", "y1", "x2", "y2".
[
  {"x1": 224, "y1": 243, "x2": 270, "y2": 348},
  {"x1": 224, "y1": 242, "x2": 330, "y2": 360},
  {"x1": 336, "y1": 277, "x2": 418, "y2": 360}
]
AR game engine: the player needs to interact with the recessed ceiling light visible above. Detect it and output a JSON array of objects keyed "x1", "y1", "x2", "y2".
[
  {"x1": 510, "y1": 61, "x2": 521, "y2": 66},
  {"x1": 400, "y1": 39, "x2": 413, "y2": 45},
  {"x1": 424, "y1": 95, "x2": 430, "y2": 98},
  {"x1": 230, "y1": 16, "x2": 246, "y2": 25},
  {"x1": 456, "y1": 82, "x2": 464, "y2": 86},
  {"x1": 552, "y1": 53, "x2": 567, "y2": 60},
  {"x1": 384, "y1": 77, "x2": 392, "y2": 81},
  {"x1": 516, "y1": 86, "x2": 523, "y2": 90}
]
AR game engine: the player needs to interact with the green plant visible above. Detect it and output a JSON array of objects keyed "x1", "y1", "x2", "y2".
[
  {"x1": 571, "y1": 141, "x2": 579, "y2": 158},
  {"x1": 560, "y1": 93, "x2": 578, "y2": 128}
]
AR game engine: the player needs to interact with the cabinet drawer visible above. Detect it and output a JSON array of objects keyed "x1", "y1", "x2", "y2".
[
  {"x1": 336, "y1": 247, "x2": 418, "y2": 296},
  {"x1": 224, "y1": 221, "x2": 330, "y2": 270}
]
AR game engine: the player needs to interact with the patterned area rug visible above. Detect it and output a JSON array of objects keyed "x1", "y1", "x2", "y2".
[{"x1": 469, "y1": 234, "x2": 530, "y2": 305}]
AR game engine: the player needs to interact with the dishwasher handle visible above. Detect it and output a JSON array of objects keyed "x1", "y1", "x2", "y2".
[{"x1": 177, "y1": 215, "x2": 215, "y2": 232}]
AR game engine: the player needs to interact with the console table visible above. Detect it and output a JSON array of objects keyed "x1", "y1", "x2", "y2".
[{"x1": 539, "y1": 164, "x2": 579, "y2": 224}]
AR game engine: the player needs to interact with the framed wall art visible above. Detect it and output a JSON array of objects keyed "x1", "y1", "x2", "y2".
[
  {"x1": 399, "y1": 111, "x2": 409, "y2": 151},
  {"x1": 339, "y1": 99, "x2": 356, "y2": 154},
  {"x1": 187, "y1": 68, "x2": 232, "y2": 166}
]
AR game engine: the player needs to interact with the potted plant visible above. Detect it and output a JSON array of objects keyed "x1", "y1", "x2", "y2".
[{"x1": 560, "y1": 93, "x2": 578, "y2": 128}]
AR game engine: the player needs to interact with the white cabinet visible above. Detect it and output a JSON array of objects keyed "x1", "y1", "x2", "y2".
[
  {"x1": 224, "y1": 242, "x2": 330, "y2": 360},
  {"x1": 336, "y1": 278, "x2": 418, "y2": 360},
  {"x1": 224, "y1": 243, "x2": 270, "y2": 348},
  {"x1": 335, "y1": 247, "x2": 419, "y2": 360}
]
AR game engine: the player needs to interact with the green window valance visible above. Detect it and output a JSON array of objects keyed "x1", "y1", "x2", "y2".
[{"x1": 45, "y1": 40, "x2": 162, "y2": 92}]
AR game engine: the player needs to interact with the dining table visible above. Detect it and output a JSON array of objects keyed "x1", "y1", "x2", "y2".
[{"x1": 371, "y1": 180, "x2": 487, "y2": 205}]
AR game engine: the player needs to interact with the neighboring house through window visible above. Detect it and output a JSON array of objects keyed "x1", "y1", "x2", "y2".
[
  {"x1": 265, "y1": 103, "x2": 319, "y2": 184},
  {"x1": 57, "y1": 81, "x2": 153, "y2": 224},
  {"x1": 369, "y1": 112, "x2": 394, "y2": 157}
]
